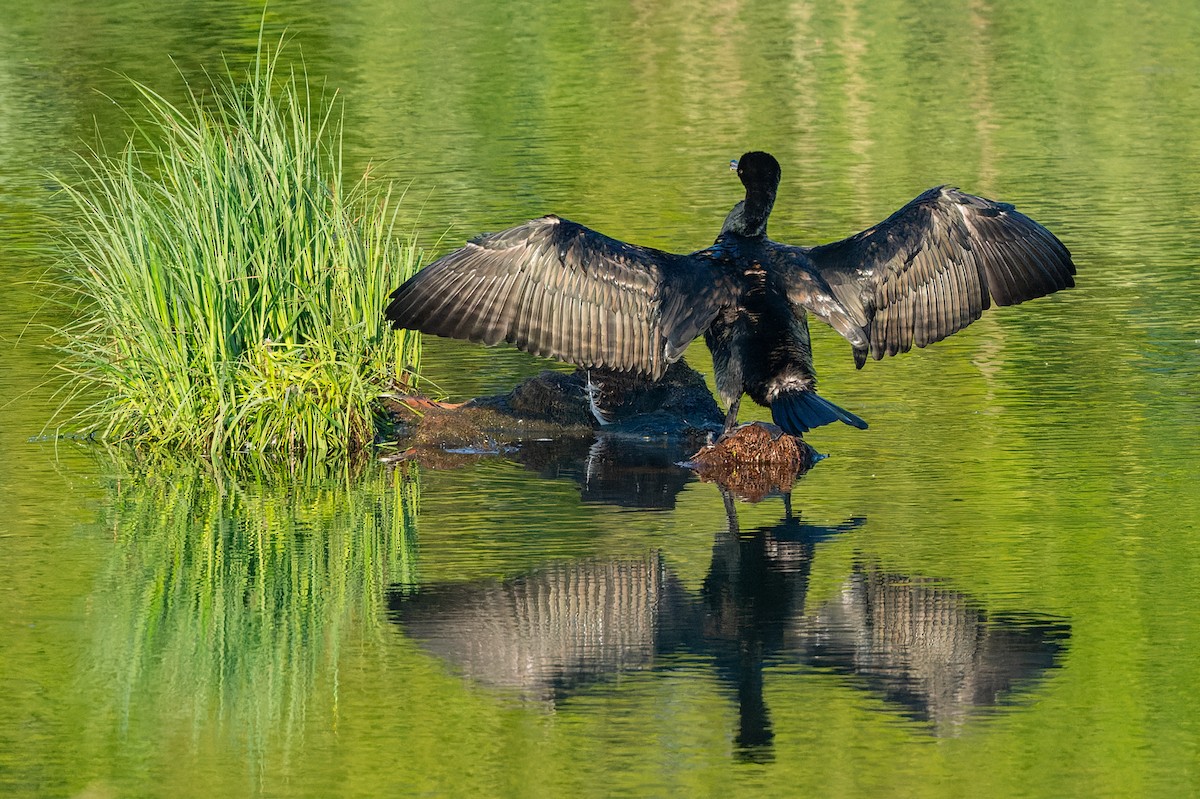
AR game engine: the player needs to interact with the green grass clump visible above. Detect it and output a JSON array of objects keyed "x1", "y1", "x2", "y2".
[{"x1": 54, "y1": 41, "x2": 422, "y2": 456}]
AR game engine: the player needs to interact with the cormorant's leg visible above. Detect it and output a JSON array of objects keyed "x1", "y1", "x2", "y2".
[
  {"x1": 720, "y1": 487, "x2": 739, "y2": 536},
  {"x1": 722, "y1": 396, "x2": 742, "y2": 437}
]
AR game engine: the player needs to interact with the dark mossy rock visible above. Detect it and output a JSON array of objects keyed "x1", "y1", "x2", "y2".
[
  {"x1": 382, "y1": 359, "x2": 723, "y2": 457},
  {"x1": 466, "y1": 360, "x2": 724, "y2": 436}
]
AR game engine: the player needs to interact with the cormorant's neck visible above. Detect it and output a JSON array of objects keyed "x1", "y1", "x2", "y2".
[{"x1": 720, "y1": 187, "x2": 776, "y2": 238}]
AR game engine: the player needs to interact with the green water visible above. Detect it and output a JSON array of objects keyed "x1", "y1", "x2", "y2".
[{"x1": 2, "y1": 0, "x2": 1199, "y2": 796}]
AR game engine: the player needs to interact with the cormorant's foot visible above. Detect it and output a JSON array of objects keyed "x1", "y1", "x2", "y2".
[
  {"x1": 712, "y1": 420, "x2": 790, "y2": 445},
  {"x1": 752, "y1": 421, "x2": 789, "y2": 440},
  {"x1": 711, "y1": 424, "x2": 743, "y2": 445}
]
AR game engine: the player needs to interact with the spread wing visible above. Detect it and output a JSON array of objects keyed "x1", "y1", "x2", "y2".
[
  {"x1": 385, "y1": 215, "x2": 731, "y2": 378},
  {"x1": 780, "y1": 186, "x2": 1075, "y2": 367}
]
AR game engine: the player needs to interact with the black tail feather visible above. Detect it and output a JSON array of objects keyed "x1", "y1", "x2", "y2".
[{"x1": 771, "y1": 390, "x2": 868, "y2": 435}]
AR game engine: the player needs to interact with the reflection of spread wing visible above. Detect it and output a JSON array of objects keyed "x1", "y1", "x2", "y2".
[
  {"x1": 794, "y1": 565, "x2": 1071, "y2": 728},
  {"x1": 781, "y1": 187, "x2": 1075, "y2": 367},
  {"x1": 390, "y1": 555, "x2": 689, "y2": 700},
  {"x1": 385, "y1": 215, "x2": 733, "y2": 378}
]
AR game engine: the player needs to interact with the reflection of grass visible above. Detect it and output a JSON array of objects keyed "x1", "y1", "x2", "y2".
[
  {"x1": 52, "y1": 33, "x2": 422, "y2": 455},
  {"x1": 87, "y1": 449, "x2": 418, "y2": 765}
]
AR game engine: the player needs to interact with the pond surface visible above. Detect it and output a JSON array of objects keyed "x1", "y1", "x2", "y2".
[{"x1": 2, "y1": 0, "x2": 1199, "y2": 796}]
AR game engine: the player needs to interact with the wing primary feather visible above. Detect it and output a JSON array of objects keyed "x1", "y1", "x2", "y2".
[
  {"x1": 921, "y1": 276, "x2": 938, "y2": 348},
  {"x1": 602, "y1": 304, "x2": 616, "y2": 364},
  {"x1": 399, "y1": 267, "x2": 466, "y2": 334},
  {"x1": 508, "y1": 270, "x2": 541, "y2": 351},
  {"x1": 587, "y1": 300, "x2": 601, "y2": 366},
  {"x1": 923, "y1": 266, "x2": 939, "y2": 346},
  {"x1": 936, "y1": 268, "x2": 950, "y2": 342},
  {"x1": 478, "y1": 271, "x2": 519, "y2": 345},
  {"x1": 1024, "y1": 230, "x2": 1074, "y2": 292},
  {"x1": 945, "y1": 249, "x2": 965, "y2": 332},
  {"x1": 546, "y1": 281, "x2": 564, "y2": 362},
  {"x1": 936, "y1": 266, "x2": 953, "y2": 343},
  {"x1": 571, "y1": 291, "x2": 585, "y2": 362},
  {"x1": 449, "y1": 272, "x2": 496, "y2": 340}
]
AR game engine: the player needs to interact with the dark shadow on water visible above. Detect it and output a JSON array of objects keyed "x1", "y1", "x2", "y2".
[{"x1": 387, "y1": 451, "x2": 1071, "y2": 760}]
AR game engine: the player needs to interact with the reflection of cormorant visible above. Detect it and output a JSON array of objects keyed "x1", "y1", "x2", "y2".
[
  {"x1": 792, "y1": 565, "x2": 1071, "y2": 734},
  {"x1": 389, "y1": 553, "x2": 694, "y2": 700},
  {"x1": 386, "y1": 152, "x2": 1075, "y2": 436},
  {"x1": 513, "y1": 436, "x2": 698, "y2": 509},
  {"x1": 388, "y1": 491, "x2": 1069, "y2": 758},
  {"x1": 699, "y1": 493, "x2": 864, "y2": 759}
]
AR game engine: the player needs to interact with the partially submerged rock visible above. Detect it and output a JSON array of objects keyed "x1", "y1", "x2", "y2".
[
  {"x1": 383, "y1": 360, "x2": 723, "y2": 455},
  {"x1": 381, "y1": 360, "x2": 820, "y2": 498},
  {"x1": 466, "y1": 361, "x2": 724, "y2": 436},
  {"x1": 395, "y1": 400, "x2": 589, "y2": 450}
]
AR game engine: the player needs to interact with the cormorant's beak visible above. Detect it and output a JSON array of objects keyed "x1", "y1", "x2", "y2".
[{"x1": 729, "y1": 159, "x2": 739, "y2": 171}]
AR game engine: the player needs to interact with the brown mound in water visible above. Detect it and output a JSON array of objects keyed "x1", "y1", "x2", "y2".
[{"x1": 686, "y1": 423, "x2": 820, "y2": 501}]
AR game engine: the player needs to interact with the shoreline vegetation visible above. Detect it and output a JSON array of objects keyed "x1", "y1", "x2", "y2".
[{"x1": 52, "y1": 35, "x2": 422, "y2": 457}]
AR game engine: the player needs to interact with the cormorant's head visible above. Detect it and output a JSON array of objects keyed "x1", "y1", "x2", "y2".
[{"x1": 731, "y1": 151, "x2": 781, "y2": 194}]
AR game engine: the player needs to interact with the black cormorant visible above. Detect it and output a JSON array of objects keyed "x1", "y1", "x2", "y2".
[{"x1": 385, "y1": 152, "x2": 1075, "y2": 436}]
